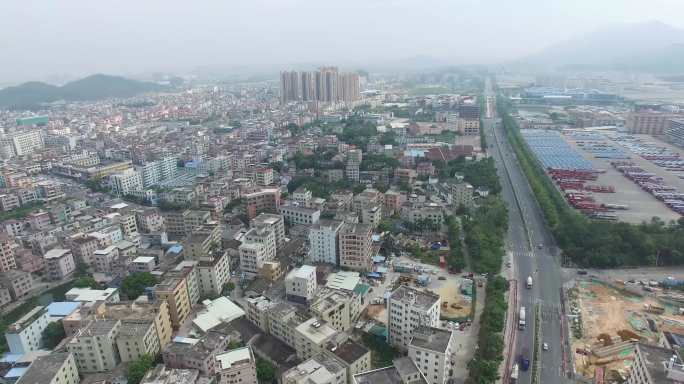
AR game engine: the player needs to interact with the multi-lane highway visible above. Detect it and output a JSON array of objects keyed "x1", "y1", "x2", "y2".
[{"x1": 481, "y1": 78, "x2": 570, "y2": 384}]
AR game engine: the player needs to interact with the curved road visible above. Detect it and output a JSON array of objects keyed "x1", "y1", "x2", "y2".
[{"x1": 482, "y1": 79, "x2": 571, "y2": 384}]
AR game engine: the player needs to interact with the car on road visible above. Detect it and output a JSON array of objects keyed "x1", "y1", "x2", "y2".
[
  {"x1": 438, "y1": 276, "x2": 446, "y2": 280},
  {"x1": 577, "y1": 270, "x2": 588, "y2": 275},
  {"x1": 543, "y1": 342, "x2": 549, "y2": 351},
  {"x1": 537, "y1": 243, "x2": 543, "y2": 249}
]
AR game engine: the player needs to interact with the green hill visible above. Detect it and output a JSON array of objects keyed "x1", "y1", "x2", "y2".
[{"x1": 0, "y1": 74, "x2": 165, "y2": 109}]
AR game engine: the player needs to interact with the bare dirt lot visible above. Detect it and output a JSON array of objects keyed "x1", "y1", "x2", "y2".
[{"x1": 569, "y1": 279, "x2": 684, "y2": 379}]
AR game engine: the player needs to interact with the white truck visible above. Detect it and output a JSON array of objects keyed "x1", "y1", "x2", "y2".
[
  {"x1": 518, "y1": 306, "x2": 526, "y2": 330},
  {"x1": 510, "y1": 363, "x2": 519, "y2": 383},
  {"x1": 526, "y1": 276, "x2": 533, "y2": 289}
]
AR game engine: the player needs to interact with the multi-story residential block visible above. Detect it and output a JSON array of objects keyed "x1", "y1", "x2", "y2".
[
  {"x1": 162, "y1": 333, "x2": 228, "y2": 376},
  {"x1": 139, "y1": 364, "x2": 201, "y2": 384},
  {"x1": 0, "y1": 193, "x2": 21, "y2": 211},
  {"x1": 451, "y1": 182, "x2": 474, "y2": 209},
  {"x1": 401, "y1": 203, "x2": 444, "y2": 227},
  {"x1": 244, "y1": 188, "x2": 281, "y2": 219},
  {"x1": 0, "y1": 288, "x2": 11, "y2": 307},
  {"x1": 5, "y1": 306, "x2": 49, "y2": 354},
  {"x1": 15, "y1": 352, "x2": 79, "y2": 384},
  {"x1": 283, "y1": 354, "x2": 347, "y2": 384},
  {"x1": 155, "y1": 277, "x2": 191, "y2": 330},
  {"x1": 251, "y1": 213, "x2": 285, "y2": 247},
  {"x1": 0, "y1": 233, "x2": 17, "y2": 272},
  {"x1": 0, "y1": 130, "x2": 44, "y2": 157},
  {"x1": 407, "y1": 327, "x2": 455, "y2": 384},
  {"x1": 268, "y1": 302, "x2": 308, "y2": 348},
  {"x1": 383, "y1": 190, "x2": 405, "y2": 217},
  {"x1": 387, "y1": 286, "x2": 440, "y2": 350},
  {"x1": 395, "y1": 168, "x2": 416, "y2": 185},
  {"x1": 292, "y1": 188, "x2": 313, "y2": 208},
  {"x1": 215, "y1": 346, "x2": 258, "y2": 384},
  {"x1": 0, "y1": 269, "x2": 33, "y2": 299},
  {"x1": 666, "y1": 119, "x2": 684, "y2": 149},
  {"x1": 253, "y1": 167, "x2": 274, "y2": 186},
  {"x1": 311, "y1": 287, "x2": 363, "y2": 332},
  {"x1": 117, "y1": 319, "x2": 161, "y2": 362},
  {"x1": 309, "y1": 219, "x2": 343, "y2": 265},
  {"x1": 164, "y1": 260, "x2": 200, "y2": 306},
  {"x1": 67, "y1": 319, "x2": 121, "y2": 373},
  {"x1": 44, "y1": 248, "x2": 76, "y2": 280},
  {"x1": 110, "y1": 168, "x2": 144, "y2": 196},
  {"x1": 294, "y1": 318, "x2": 342, "y2": 361},
  {"x1": 135, "y1": 208, "x2": 165, "y2": 233},
  {"x1": 183, "y1": 223, "x2": 221, "y2": 260},
  {"x1": 103, "y1": 299, "x2": 173, "y2": 349},
  {"x1": 279, "y1": 205, "x2": 321, "y2": 225},
  {"x1": 353, "y1": 357, "x2": 427, "y2": 384},
  {"x1": 285, "y1": 265, "x2": 317, "y2": 304},
  {"x1": 69, "y1": 234, "x2": 100, "y2": 266},
  {"x1": 245, "y1": 295, "x2": 274, "y2": 330},
  {"x1": 339, "y1": 223, "x2": 373, "y2": 272},
  {"x1": 93, "y1": 245, "x2": 119, "y2": 273},
  {"x1": 239, "y1": 226, "x2": 276, "y2": 277},
  {"x1": 324, "y1": 339, "x2": 372, "y2": 381},
  {"x1": 626, "y1": 342, "x2": 684, "y2": 384},
  {"x1": 131, "y1": 256, "x2": 157, "y2": 273},
  {"x1": 360, "y1": 205, "x2": 382, "y2": 229},
  {"x1": 197, "y1": 251, "x2": 230, "y2": 298}
]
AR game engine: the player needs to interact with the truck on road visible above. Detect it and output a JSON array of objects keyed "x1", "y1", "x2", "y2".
[
  {"x1": 510, "y1": 363, "x2": 519, "y2": 383},
  {"x1": 518, "y1": 306, "x2": 526, "y2": 330},
  {"x1": 526, "y1": 276, "x2": 533, "y2": 289}
]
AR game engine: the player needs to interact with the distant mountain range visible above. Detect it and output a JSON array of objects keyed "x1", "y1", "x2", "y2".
[
  {"x1": 513, "y1": 21, "x2": 684, "y2": 73},
  {"x1": 0, "y1": 74, "x2": 165, "y2": 109}
]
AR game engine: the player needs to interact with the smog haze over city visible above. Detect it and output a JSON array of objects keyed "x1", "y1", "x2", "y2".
[
  {"x1": 2, "y1": 2, "x2": 684, "y2": 384},
  {"x1": 2, "y1": 0, "x2": 684, "y2": 84}
]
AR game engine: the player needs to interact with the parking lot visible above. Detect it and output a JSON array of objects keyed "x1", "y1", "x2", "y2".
[{"x1": 561, "y1": 132, "x2": 681, "y2": 223}]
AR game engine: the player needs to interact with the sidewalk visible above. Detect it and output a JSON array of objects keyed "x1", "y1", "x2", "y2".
[{"x1": 450, "y1": 282, "x2": 486, "y2": 384}]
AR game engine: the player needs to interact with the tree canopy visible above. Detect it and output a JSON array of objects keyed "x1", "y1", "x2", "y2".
[{"x1": 121, "y1": 272, "x2": 158, "y2": 300}]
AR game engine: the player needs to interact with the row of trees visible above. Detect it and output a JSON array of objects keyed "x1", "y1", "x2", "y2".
[
  {"x1": 499, "y1": 98, "x2": 684, "y2": 267},
  {"x1": 445, "y1": 216, "x2": 466, "y2": 271}
]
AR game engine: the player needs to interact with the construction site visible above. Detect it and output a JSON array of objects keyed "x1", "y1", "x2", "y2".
[{"x1": 567, "y1": 277, "x2": 684, "y2": 382}]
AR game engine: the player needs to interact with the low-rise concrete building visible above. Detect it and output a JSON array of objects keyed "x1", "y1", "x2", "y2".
[
  {"x1": 215, "y1": 346, "x2": 258, "y2": 384},
  {"x1": 283, "y1": 354, "x2": 347, "y2": 384},
  {"x1": 294, "y1": 318, "x2": 342, "y2": 361},
  {"x1": 44, "y1": 248, "x2": 76, "y2": 280},
  {"x1": 407, "y1": 327, "x2": 455, "y2": 384}
]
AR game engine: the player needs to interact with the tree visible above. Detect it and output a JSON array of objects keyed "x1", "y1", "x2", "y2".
[
  {"x1": 121, "y1": 273, "x2": 158, "y2": 300},
  {"x1": 256, "y1": 357, "x2": 276, "y2": 384},
  {"x1": 73, "y1": 276, "x2": 98, "y2": 289},
  {"x1": 222, "y1": 282, "x2": 236, "y2": 295},
  {"x1": 127, "y1": 354, "x2": 155, "y2": 384},
  {"x1": 42, "y1": 321, "x2": 66, "y2": 349}
]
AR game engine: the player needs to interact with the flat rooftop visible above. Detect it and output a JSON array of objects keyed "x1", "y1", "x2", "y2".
[
  {"x1": 215, "y1": 347, "x2": 252, "y2": 370},
  {"x1": 15, "y1": 352, "x2": 72, "y2": 384},
  {"x1": 409, "y1": 326, "x2": 452, "y2": 353},
  {"x1": 296, "y1": 318, "x2": 337, "y2": 345},
  {"x1": 390, "y1": 286, "x2": 440, "y2": 310}
]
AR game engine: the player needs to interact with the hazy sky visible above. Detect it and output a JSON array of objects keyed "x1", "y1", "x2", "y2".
[{"x1": 1, "y1": 0, "x2": 683, "y2": 84}]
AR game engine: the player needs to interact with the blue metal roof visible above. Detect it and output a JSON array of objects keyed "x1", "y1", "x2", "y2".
[{"x1": 46, "y1": 301, "x2": 81, "y2": 317}]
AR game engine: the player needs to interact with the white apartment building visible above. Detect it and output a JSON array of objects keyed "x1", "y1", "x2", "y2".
[
  {"x1": 5, "y1": 306, "x2": 49, "y2": 354},
  {"x1": 251, "y1": 213, "x2": 286, "y2": 247},
  {"x1": 65, "y1": 287, "x2": 120, "y2": 303},
  {"x1": 285, "y1": 265, "x2": 317, "y2": 304},
  {"x1": 15, "y1": 352, "x2": 79, "y2": 384},
  {"x1": 198, "y1": 251, "x2": 230, "y2": 297},
  {"x1": 309, "y1": 219, "x2": 343, "y2": 265},
  {"x1": 408, "y1": 327, "x2": 455, "y2": 384},
  {"x1": 67, "y1": 319, "x2": 121, "y2": 373},
  {"x1": 239, "y1": 242, "x2": 267, "y2": 278},
  {"x1": 0, "y1": 130, "x2": 44, "y2": 157},
  {"x1": 283, "y1": 354, "x2": 347, "y2": 384},
  {"x1": 245, "y1": 296, "x2": 274, "y2": 330},
  {"x1": 215, "y1": 346, "x2": 258, "y2": 384},
  {"x1": 294, "y1": 318, "x2": 340, "y2": 361},
  {"x1": 387, "y1": 286, "x2": 441, "y2": 350},
  {"x1": 451, "y1": 182, "x2": 474, "y2": 209},
  {"x1": 292, "y1": 188, "x2": 313, "y2": 208},
  {"x1": 44, "y1": 248, "x2": 76, "y2": 280},
  {"x1": 626, "y1": 342, "x2": 684, "y2": 384},
  {"x1": 110, "y1": 169, "x2": 143, "y2": 196},
  {"x1": 279, "y1": 205, "x2": 321, "y2": 226},
  {"x1": 93, "y1": 245, "x2": 119, "y2": 273},
  {"x1": 139, "y1": 156, "x2": 178, "y2": 188},
  {"x1": 268, "y1": 302, "x2": 304, "y2": 348}
]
